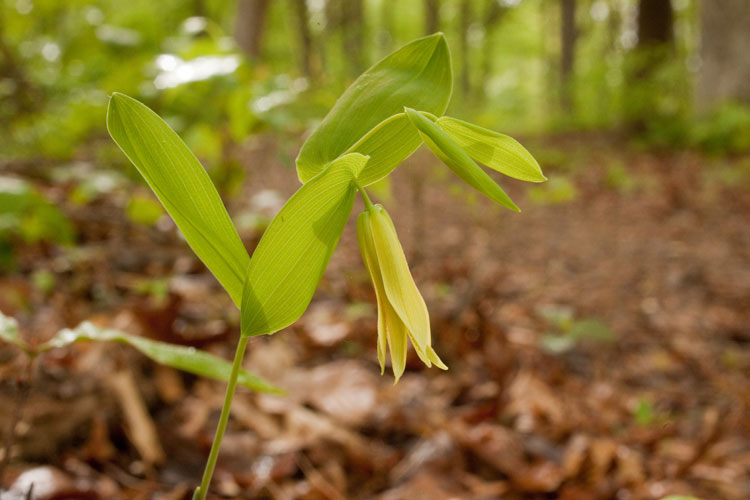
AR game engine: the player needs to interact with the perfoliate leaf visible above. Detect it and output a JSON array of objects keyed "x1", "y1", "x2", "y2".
[
  {"x1": 436, "y1": 117, "x2": 545, "y2": 182},
  {"x1": 405, "y1": 108, "x2": 520, "y2": 212},
  {"x1": 346, "y1": 113, "x2": 423, "y2": 186},
  {"x1": 0, "y1": 312, "x2": 28, "y2": 352},
  {"x1": 107, "y1": 93, "x2": 249, "y2": 306},
  {"x1": 38, "y1": 321, "x2": 281, "y2": 393},
  {"x1": 242, "y1": 153, "x2": 368, "y2": 336},
  {"x1": 297, "y1": 33, "x2": 453, "y2": 184}
]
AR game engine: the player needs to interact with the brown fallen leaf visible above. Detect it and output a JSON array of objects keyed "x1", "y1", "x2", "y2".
[
  {"x1": 5, "y1": 466, "x2": 97, "y2": 500},
  {"x1": 108, "y1": 367, "x2": 165, "y2": 465},
  {"x1": 304, "y1": 361, "x2": 379, "y2": 427},
  {"x1": 562, "y1": 433, "x2": 590, "y2": 479},
  {"x1": 506, "y1": 371, "x2": 567, "y2": 432},
  {"x1": 379, "y1": 471, "x2": 463, "y2": 500},
  {"x1": 302, "y1": 302, "x2": 351, "y2": 347},
  {"x1": 588, "y1": 437, "x2": 617, "y2": 484},
  {"x1": 448, "y1": 420, "x2": 562, "y2": 492}
]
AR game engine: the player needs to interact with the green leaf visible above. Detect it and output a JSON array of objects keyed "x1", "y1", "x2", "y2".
[
  {"x1": 404, "y1": 108, "x2": 520, "y2": 212},
  {"x1": 345, "y1": 113, "x2": 423, "y2": 186},
  {"x1": 107, "y1": 93, "x2": 249, "y2": 307},
  {"x1": 436, "y1": 116, "x2": 545, "y2": 182},
  {"x1": 39, "y1": 321, "x2": 281, "y2": 393},
  {"x1": 297, "y1": 33, "x2": 453, "y2": 184},
  {"x1": 242, "y1": 153, "x2": 368, "y2": 336},
  {"x1": 0, "y1": 311, "x2": 28, "y2": 352}
]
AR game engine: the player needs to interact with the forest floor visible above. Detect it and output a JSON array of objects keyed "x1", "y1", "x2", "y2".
[{"x1": 1, "y1": 133, "x2": 749, "y2": 500}]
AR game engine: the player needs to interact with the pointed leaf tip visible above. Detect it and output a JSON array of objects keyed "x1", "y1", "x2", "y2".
[
  {"x1": 106, "y1": 93, "x2": 250, "y2": 306},
  {"x1": 405, "y1": 108, "x2": 520, "y2": 212},
  {"x1": 242, "y1": 153, "x2": 367, "y2": 336},
  {"x1": 297, "y1": 34, "x2": 452, "y2": 184},
  {"x1": 436, "y1": 116, "x2": 545, "y2": 183}
]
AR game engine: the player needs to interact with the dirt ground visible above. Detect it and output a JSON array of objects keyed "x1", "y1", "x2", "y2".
[{"x1": 1, "y1": 133, "x2": 748, "y2": 499}]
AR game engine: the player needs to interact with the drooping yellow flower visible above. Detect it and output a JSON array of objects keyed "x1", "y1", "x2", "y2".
[{"x1": 357, "y1": 204, "x2": 447, "y2": 382}]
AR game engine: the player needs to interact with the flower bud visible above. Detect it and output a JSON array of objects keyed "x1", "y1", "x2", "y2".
[{"x1": 357, "y1": 204, "x2": 447, "y2": 382}]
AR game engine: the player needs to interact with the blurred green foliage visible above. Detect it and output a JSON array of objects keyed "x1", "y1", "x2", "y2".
[
  {"x1": 2, "y1": 0, "x2": 748, "y2": 167},
  {"x1": 0, "y1": 176, "x2": 74, "y2": 269},
  {"x1": 1, "y1": 0, "x2": 749, "y2": 274},
  {"x1": 536, "y1": 304, "x2": 615, "y2": 354}
]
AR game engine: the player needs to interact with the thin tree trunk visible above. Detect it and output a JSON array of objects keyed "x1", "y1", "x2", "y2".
[
  {"x1": 637, "y1": 0, "x2": 673, "y2": 47},
  {"x1": 458, "y1": 0, "x2": 471, "y2": 97},
  {"x1": 697, "y1": 0, "x2": 750, "y2": 109},
  {"x1": 235, "y1": 0, "x2": 271, "y2": 59},
  {"x1": 625, "y1": 0, "x2": 674, "y2": 128},
  {"x1": 424, "y1": 0, "x2": 440, "y2": 35},
  {"x1": 340, "y1": 0, "x2": 365, "y2": 77},
  {"x1": 479, "y1": 0, "x2": 506, "y2": 90},
  {"x1": 560, "y1": 0, "x2": 576, "y2": 112},
  {"x1": 377, "y1": 0, "x2": 395, "y2": 55},
  {"x1": 292, "y1": 0, "x2": 314, "y2": 77}
]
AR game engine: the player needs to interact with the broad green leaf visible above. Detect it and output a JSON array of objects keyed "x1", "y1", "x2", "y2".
[
  {"x1": 39, "y1": 321, "x2": 281, "y2": 393},
  {"x1": 0, "y1": 311, "x2": 28, "y2": 352},
  {"x1": 436, "y1": 117, "x2": 545, "y2": 182},
  {"x1": 345, "y1": 113, "x2": 423, "y2": 186},
  {"x1": 297, "y1": 33, "x2": 453, "y2": 184},
  {"x1": 107, "y1": 93, "x2": 249, "y2": 306},
  {"x1": 405, "y1": 108, "x2": 520, "y2": 212},
  {"x1": 242, "y1": 153, "x2": 368, "y2": 336}
]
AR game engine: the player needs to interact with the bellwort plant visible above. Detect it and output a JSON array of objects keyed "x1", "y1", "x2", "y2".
[{"x1": 104, "y1": 33, "x2": 544, "y2": 499}]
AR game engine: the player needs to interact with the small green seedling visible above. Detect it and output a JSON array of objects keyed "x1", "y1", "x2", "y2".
[
  {"x1": 107, "y1": 33, "x2": 545, "y2": 498},
  {"x1": 0, "y1": 312, "x2": 278, "y2": 393}
]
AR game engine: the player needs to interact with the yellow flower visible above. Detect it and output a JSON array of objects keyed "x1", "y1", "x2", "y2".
[{"x1": 357, "y1": 204, "x2": 447, "y2": 382}]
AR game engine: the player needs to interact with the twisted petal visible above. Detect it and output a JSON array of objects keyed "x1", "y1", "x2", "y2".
[
  {"x1": 368, "y1": 206, "x2": 431, "y2": 356},
  {"x1": 358, "y1": 211, "x2": 406, "y2": 380},
  {"x1": 358, "y1": 205, "x2": 448, "y2": 380}
]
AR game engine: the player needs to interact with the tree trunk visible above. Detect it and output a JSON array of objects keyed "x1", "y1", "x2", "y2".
[
  {"x1": 625, "y1": 0, "x2": 674, "y2": 129},
  {"x1": 234, "y1": 0, "x2": 271, "y2": 59},
  {"x1": 340, "y1": 0, "x2": 365, "y2": 77},
  {"x1": 458, "y1": 0, "x2": 471, "y2": 97},
  {"x1": 560, "y1": 0, "x2": 577, "y2": 112},
  {"x1": 291, "y1": 0, "x2": 314, "y2": 77},
  {"x1": 479, "y1": 0, "x2": 506, "y2": 90},
  {"x1": 377, "y1": 0, "x2": 395, "y2": 55},
  {"x1": 424, "y1": 0, "x2": 440, "y2": 35},
  {"x1": 637, "y1": 0, "x2": 673, "y2": 47},
  {"x1": 697, "y1": 0, "x2": 750, "y2": 109}
]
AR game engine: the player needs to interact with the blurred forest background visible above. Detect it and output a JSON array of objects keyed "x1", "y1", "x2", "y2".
[{"x1": 1, "y1": 1, "x2": 749, "y2": 499}]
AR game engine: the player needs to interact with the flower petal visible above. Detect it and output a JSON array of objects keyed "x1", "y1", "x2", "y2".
[
  {"x1": 384, "y1": 301, "x2": 408, "y2": 382},
  {"x1": 368, "y1": 206, "x2": 431, "y2": 355},
  {"x1": 357, "y1": 211, "x2": 387, "y2": 374},
  {"x1": 427, "y1": 346, "x2": 448, "y2": 370}
]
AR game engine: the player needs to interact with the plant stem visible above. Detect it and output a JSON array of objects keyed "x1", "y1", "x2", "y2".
[
  {"x1": 193, "y1": 335, "x2": 249, "y2": 500},
  {"x1": 355, "y1": 182, "x2": 375, "y2": 210}
]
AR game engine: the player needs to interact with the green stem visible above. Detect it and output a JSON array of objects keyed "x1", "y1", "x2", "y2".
[
  {"x1": 355, "y1": 182, "x2": 375, "y2": 211},
  {"x1": 193, "y1": 335, "x2": 249, "y2": 500}
]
